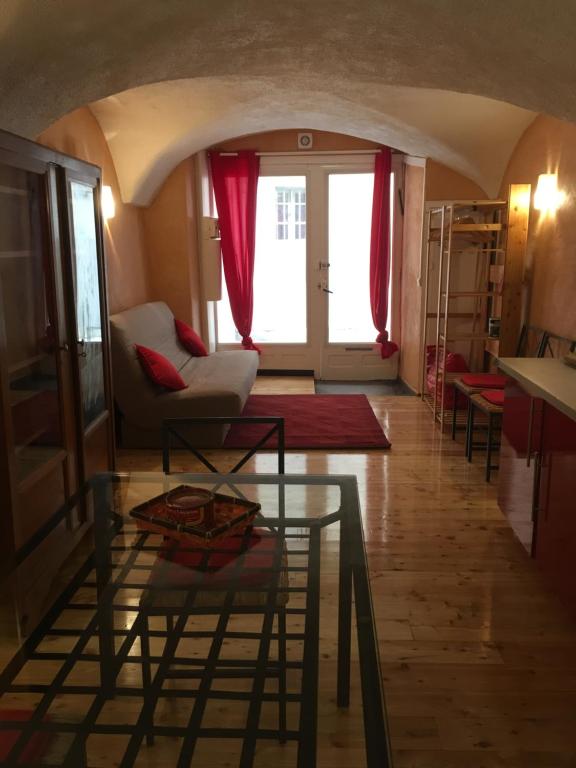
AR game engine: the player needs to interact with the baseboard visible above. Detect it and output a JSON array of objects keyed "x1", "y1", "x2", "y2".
[
  {"x1": 399, "y1": 377, "x2": 418, "y2": 394},
  {"x1": 257, "y1": 369, "x2": 314, "y2": 377}
]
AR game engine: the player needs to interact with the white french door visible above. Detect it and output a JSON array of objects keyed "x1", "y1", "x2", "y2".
[{"x1": 216, "y1": 154, "x2": 398, "y2": 380}]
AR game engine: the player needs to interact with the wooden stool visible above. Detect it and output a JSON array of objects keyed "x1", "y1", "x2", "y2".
[
  {"x1": 452, "y1": 374, "x2": 508, "y2": 441},
  {"x1": 467, "y1": 390, "x2": 504, "y2": 482}
]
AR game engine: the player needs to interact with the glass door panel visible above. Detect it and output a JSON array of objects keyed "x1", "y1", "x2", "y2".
[
  {"x1": 327, "y1": 173, "x2": 375, "y2": 343},
  {"x1": 217, "y1": 175, "x2": 307, "y2": 344},
  {"x1": 68, "y1": 181, "x2": 106, "y2": 428},
  {"x1": 0, "y1": 163, "x2": 64, "y2": 483}
]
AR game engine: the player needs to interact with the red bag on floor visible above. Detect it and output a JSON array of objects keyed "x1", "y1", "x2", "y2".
[{"x1": 426, "y1": 345, "x2": 469, "y2": 409}]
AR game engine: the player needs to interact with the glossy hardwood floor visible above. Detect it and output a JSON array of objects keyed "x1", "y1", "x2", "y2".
[{"x1": 118, "y1": 378, "x2": 576, "y2": 768}]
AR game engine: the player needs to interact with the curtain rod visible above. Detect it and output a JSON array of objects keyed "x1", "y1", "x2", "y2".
[{"x1": 217, "y1": 149, "x2": 404, "y2": 157}]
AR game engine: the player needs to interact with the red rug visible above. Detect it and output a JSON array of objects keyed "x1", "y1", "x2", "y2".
[{"x1": 224, "y1": 394, "x2": 391, "y2": 450}]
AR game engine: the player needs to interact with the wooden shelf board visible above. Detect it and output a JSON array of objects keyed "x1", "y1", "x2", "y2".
[
  {"x1": 9, "y1": 389, "x2": 40, "y2": 407},
  {"x1": 16, "y1": 446, "x2": 66, "y2": 490},
  {"x1": 440, "y1": 333, "x2": 492, "y2": 342},
  {"x1": 442, "y1": 248, "x2": 505, "y2": 254},
  {"x1": 427, "y1": 312, "x2": 478, "y2": 319},
  {"x1": 442, "y1": 291, "x2": 500, "y2": 298},
  {"x1": 8, "y1": 354, "x2": 48, "y2": 375},
  {"x1": 0, "y1": 184, "x2": 28, "y2": 197},
  {"x1": 451, "y1": 223, "x2": 502, "y2": 232},
  {"x1": 0, "y1": 250, "x2": 34, "y2": 259}
]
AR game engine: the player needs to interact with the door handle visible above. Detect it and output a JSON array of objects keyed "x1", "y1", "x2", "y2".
[
  {"x1": 77, "y1": 339, "x2": 87, "y2": 358},
  {"x1": 322, "y1": 288, "x2": 333, "y2": 294},
  {"x1": 58, "y1": 343, "x2": 69, "y2": 352}
]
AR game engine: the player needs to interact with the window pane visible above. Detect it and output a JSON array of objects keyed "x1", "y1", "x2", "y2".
[
  {"x1": 328, "y1": 172, "x2": 393, "y2": 343},
  {"x1": 217, "y1": 175, "x2": 307, "y2": 344}
]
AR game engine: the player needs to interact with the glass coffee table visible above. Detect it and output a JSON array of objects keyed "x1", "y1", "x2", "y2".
[{"x1": 0, "y1": 473, "x2": 391, "y2": 767}]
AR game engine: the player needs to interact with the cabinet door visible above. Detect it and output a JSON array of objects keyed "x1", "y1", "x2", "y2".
[
  {"x1": 0, "y1": 152, "x2": 74, "y2": 548},
  {"x1": 497, "y1": 381, "x2": 542, "y2": 554},
  {"x1": 535, "y1": 403, "x2": 576, "y2": 614},
  {"x1": 62, "y1": 170, "x2": 113, "y2": 479}
]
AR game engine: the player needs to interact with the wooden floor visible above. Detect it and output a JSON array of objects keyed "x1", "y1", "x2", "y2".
[{"x1": 117, "y1": 379, "x2": 576, "y2": 767}]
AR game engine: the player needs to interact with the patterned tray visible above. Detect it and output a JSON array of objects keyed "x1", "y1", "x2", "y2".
[{"x1": 129, "y1": 485, "x2": 261, "y2": 547}]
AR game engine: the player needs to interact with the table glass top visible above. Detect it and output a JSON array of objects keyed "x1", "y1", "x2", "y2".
[{"x1": 0, "y1": 472, "x2": 390, "y2": 767}]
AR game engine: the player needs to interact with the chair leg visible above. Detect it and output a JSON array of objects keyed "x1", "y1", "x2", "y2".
[
  {"x1": 278, "y1": 607, "x2": 287, "y2": 744},
  {"x1": 451, "y1": 385, "x2": 458, "y2": 441},
  {"x1": 166, "y1": 614, "x2": 174, "y2": 634}
]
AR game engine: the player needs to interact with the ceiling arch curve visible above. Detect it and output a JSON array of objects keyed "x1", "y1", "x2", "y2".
[
  {"x1": 0, "y1": 0, "x2": 574, "y2": 141},
  {"x1": 90, "y1": 77, "x2": 535, "y2": 205}
]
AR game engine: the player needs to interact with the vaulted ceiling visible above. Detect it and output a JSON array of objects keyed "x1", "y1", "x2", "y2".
[{"x1": 1, "y1": 0, "x2": 573, "y2": 203}]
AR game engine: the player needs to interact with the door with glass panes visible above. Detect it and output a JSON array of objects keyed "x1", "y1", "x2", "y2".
[{"x1": 216, "y1": 155, "x2": 395, "y2": 379}]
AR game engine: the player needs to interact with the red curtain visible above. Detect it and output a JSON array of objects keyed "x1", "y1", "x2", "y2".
[
  {"x1": 370, "y1": 148, "x2": 398, "y2": 359},
  {"x1": 210, "y1": 151, "x2": 261, "y2": 352}
]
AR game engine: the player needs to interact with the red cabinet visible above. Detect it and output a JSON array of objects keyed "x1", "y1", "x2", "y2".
[
  {"x1": 498, "y1": 381, "x2": 543, "y2": 554},
  {"x1": 534, "y1": 402, "x2": 576, "y2": 613}
]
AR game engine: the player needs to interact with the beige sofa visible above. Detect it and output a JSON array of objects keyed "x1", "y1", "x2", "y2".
[{"x1": 109, "y1": 302, "x2": 258, "y2": 448}]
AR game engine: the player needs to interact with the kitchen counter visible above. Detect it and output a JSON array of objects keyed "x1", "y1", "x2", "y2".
[{"x1": 498, "y1": 358, "x2": 576, "y2": 423}]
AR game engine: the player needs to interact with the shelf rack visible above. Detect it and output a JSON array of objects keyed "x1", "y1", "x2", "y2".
[{"x1": 420, "y1": 187, "x2": 530, "y2": 429}]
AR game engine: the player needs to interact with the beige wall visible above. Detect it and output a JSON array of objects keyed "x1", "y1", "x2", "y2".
[
  {"x1": 500, "y1": 114, "x2": 576, "y2": 341},
  {"x1": 425, "y1": 159, "x2": 487, "y2": 200},
  {"x1": 212, "y1": 129, "x2": 381, "y2": 153},
  {"x1": 142, "y1": 158, "x2": 202, "y2": 329},
  {"x1": 37, "y1": 107, "x2": 149, "y2": 314},
  {"x1": 400, "y1": 163, "x2": 426, "y2": 390}
]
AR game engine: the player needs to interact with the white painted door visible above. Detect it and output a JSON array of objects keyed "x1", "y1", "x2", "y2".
[{"x1": 216, "y1": 154, "x2": 398, "y2": 380}]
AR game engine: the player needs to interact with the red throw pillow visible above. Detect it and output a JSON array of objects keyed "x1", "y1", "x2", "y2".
[
  {"x1": 135, "y1": 345, "x2": 187, "y2": 391},
  {"x1": 175, "y1": 319, "x2": 208, "y2": 357}
]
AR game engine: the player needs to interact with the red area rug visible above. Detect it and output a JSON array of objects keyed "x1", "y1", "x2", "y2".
[{"x1": 224, "y1": 394, "x2": 391, "y2": 450}]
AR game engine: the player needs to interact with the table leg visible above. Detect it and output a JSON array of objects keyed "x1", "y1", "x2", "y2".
[{"x1": 337, "y1": 515, "x2": 352, "y2": 708}]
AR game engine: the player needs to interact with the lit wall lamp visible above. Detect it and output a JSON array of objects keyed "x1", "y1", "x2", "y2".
[
  {"x1": 533, "y1": 173, "x2": 565, "y2": 214},
  {"x1": 101, "y1": 185, "x2": 116, "y2": 220}
]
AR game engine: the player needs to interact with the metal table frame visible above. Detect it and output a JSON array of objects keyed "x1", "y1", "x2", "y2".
[{"x1": 0, "y1": 472, "x2": 392, "y2": 768}]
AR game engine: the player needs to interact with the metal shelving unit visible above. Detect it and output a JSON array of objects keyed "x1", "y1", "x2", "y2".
[{"x1": 421, "y1": 198, "x2": 510, "y2": 428}]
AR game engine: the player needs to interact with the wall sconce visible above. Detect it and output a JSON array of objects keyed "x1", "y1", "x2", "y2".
[
  {"x1": 101, "y1": 185, "x2": 116, "y2": 220},
  {"x1": 533, "y1": 173, "x2": 565, "y2": 214}
]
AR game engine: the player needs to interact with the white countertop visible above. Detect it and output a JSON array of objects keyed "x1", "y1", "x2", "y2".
[{"x1": 498, "y1": 358, "x2": 576, "y2": 422}]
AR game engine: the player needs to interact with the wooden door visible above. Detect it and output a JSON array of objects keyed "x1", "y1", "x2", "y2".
[{"x1": 0, "y1": 150, "x2": 78, "y2": 551}]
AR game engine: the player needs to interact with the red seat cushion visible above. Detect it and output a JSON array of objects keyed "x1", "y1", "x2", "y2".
[
  {"x1": 175, "y1": 319, "x2": 208, "y2": 357},
  {"x1": 480, "y1": 389, "x2": 505, "y2": 406},
  {"x1": 155, "y1": 529, "x2": 279, "y2": 588},
  {"x1": 135, "y1": 345, "x2": 187, "y2": 391},
  {"x1": 460, "y1": 373, "x2": 508, "y2": 389},
  {"x1": 0, "y1": 710, "x2": 52, "y2": 762}
]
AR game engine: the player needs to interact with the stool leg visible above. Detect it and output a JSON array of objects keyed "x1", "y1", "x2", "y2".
[
  {"x1": 451, "y1": 385, "x2": 458, "y2": 441},
  {"x1": 466, "y1": 403, "x2": 475, "y2": 462},
  {"x1": 166, "y1": 614, "x2": 174, "y2": 634},
  {"x1": 486, "y1": 413, "x2": 493, "y2": 482}
]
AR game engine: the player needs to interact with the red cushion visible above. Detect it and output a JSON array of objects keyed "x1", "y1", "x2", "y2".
[
  {"x1": 135, "y1": 345, "x2": 187, "y2": 391},
  {"x1": 0, "y1": 710, "x2": 52, "y2": 762},
  {"x1": 175, "y1": 319, "x2": 208, "y2": 357},
  {"x1": 155, "y1": 529, "x2": 278, "y2": 588},
  {"x1": 480, "y1": 389, "x2": 505, "y2": 406},
  {"x1": 460, "y1": 373, "x2": 508, "y2": 389}
]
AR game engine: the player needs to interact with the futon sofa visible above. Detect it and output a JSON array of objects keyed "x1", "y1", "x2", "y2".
[{"x1": 109, "y1": 302, "x2": 258, "y2": 448}]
